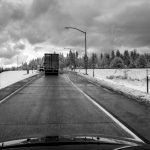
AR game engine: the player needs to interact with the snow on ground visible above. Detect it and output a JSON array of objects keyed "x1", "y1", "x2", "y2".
[
  {"x1": 75, "y1": 69, "x2": 150, "y2": 104},
  {"x1": 0, "y1": 70, "x2": 39, "y2": 90},
  {"x1": 76, "y1": 69, "x2": 150, "y2": 93}
]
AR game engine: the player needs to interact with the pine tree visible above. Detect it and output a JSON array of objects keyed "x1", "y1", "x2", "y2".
[
  {"x1": 110, "y1": 57, "x2": 124, "y2": 68},
  {"x1": 91, "y1": 53, "x2": 97, "y2": 69},
  {"x1": 69, "y1": 50, "x2": 75, "y2": 69},
  {"x1": 130, "y1": 50, "x2": 138, "y2": 68},
  {"x1": 100, "y1": 53, "x2": 103, "y2": 59},
  {"x1": 116, "y1": 50, "x2": 121, "y2": 57},
  {"x1": 123, "y1": 50, "x2": 130, "y2": 67},
  {"x1": 111, "y1": 50, "x2": 115, "y2": 60},
  {"x1": 100, "y1": 53, "x2": 110, "y2": 68},
  {"x1": 136, "y1": 55, "x2": 147, "y2": 68}
]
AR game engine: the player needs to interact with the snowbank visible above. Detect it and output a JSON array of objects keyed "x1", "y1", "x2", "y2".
[
  {"x1": 75, "y1": 69, "x2": 150, "y2": 104},
  {"x1": 0, "y1": 70, "x2": 39, "y2": 90},
  {"x1": 76, "y1": 69, "x2": 150, "y2": 93}
]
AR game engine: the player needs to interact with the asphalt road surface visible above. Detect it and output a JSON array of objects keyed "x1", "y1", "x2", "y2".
[{"x1": 0, "y1": 73, "x2": 147, "y2": 143}]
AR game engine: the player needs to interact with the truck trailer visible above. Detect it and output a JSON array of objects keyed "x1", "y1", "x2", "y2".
[{"x1": 44, "y1": 53, "x2": 59, "y2": 75}]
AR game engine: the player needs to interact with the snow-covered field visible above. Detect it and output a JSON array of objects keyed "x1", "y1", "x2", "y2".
[
  {"x1": 0, "y1": 70, "x2": 39, "y2": 89},
  {"x1": 75, "y1": 69, "x2": 150, "y2": 93},
  {"x1": 75, "y1": 68, "x2": 150, "y2": 104}
]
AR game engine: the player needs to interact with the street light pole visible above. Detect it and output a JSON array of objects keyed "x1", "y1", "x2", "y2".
[{"x1": 65, "y1": 26, "x2": 88, "y2": 75}]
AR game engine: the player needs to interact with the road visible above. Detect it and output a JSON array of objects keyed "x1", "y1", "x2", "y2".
[{"x1": 0, "y1": 73, "x2": 147, "y2": 143}]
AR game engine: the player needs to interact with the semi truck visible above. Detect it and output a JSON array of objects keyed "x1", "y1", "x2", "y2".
[{"x1": 44, "y1": 53, "x2": 59, "y2": 75}]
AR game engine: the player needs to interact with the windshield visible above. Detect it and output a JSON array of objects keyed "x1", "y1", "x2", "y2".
[{"x1": 0, "y1": 0, "x2": 150, "y2": 148}]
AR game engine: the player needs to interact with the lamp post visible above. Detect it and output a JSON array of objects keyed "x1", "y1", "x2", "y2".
[{"x1": 65, "y1": 26, "x2": 88, "y2": 75}]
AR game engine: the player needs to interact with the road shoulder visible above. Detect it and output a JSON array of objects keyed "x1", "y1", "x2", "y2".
[
  {"x1": 0, "y1": 73, "x2": 42, "y2": 102},
  {"x1": 68, "y1": 72, "x2": 150, "y2": 143}
]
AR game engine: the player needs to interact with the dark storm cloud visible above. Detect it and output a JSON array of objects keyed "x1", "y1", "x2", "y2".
[
  {"x1": 1, "y1": 43, "x2": 21, "y2": 59},
  {"x1": 107, "y1": 1, "x2": 150, "y2": 48},
  {"x1": 30, "y1": 0, "x2": 58, "y2": 18},
  {"x1": 19, "y1": 0, "x2": 72, "y2": 45},
  {"x1": 0, "y1": 0, "x2": 150, "y2": 59},
  {"x1": 0, "y1": 0, "x2": 25, "y2": 28}
]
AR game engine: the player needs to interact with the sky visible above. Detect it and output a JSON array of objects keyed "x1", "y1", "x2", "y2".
[{"x1": 0, "y1": 0, "x2": 150, "y2": 67}]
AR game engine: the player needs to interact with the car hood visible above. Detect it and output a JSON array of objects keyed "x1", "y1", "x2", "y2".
[{"x1": 0, "y1": 134, "x2": 144, "y2": 148}]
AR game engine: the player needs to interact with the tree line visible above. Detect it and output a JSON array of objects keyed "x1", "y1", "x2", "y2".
[
  {"x1": 1, "y1": 49, "x2": 150, "y2": 72},
  {"x1": 62, "y1": 49, "x2": 150, "y2": 69},
  {"x1": 20, "y1": 49, "x2": 150, "y2": 70}
]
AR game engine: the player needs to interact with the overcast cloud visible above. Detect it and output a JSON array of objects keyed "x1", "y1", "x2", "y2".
[{"x1": 0, "y1": 0, "x2": 150, "y2": 66}]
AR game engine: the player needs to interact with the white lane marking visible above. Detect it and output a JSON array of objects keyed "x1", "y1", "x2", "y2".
[
  {"x1": 65, "y1": 75, "x2": 144, "y2": 143},
  {"x1": 0, "y1": 75, "x2": 38, "y2": 104},
  {"x1": 114, "y1": 145, "x2": 133, "y2": 150}
]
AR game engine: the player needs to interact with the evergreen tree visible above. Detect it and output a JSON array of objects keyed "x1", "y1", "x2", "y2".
[
  {"x1": 129, "y1": 59, "x2": 136, "y2": 68},
  {"x1": 105, "y1": 53, "x2": 110, "y2": 67},
  {"x1": 78, "y1": 57, "x2": 84, "y2": 68},
  {"x1": 100, "y1": 54, "x2": 110, "y2": 68},
  {"x1": 123, "y1": 50, "x2": 130, "y2": 67},
  {"x1": 66, "y1": 54, "x2": 70, "y2": 67},
  {"x1": 116, "y1": 50, "x2": 121, "y2": 57},
  {"x1": 136, "y1": 55, "x2": 147, "y2": 68},
  {"x1": 111, "y1": 50, "x2": 115, "y2": 60},
  {"x1": 69, "y1": 50, "x2": 75, "y2": 69},
  {"x1": 130, "y1": 50, "x2": 139, "y2": 68},
  {"x1": 59, "y1": 53, "x2": 66, "y2": 69},
  {"x1": 91, "y1": 53, "x2": 97, "y2": 69},
  {"x1": 110, "y1": 57, "x2": 124, "y2": 68},
  {"x1": 144, "y1": 53, "x2": 150, "y2": 67},
  {"x1": 100, "y1": 53, "x2": 103, "y2": 59},
  {"x1": 130, "y1": 50, "x2": 138, "y2": 60}
]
